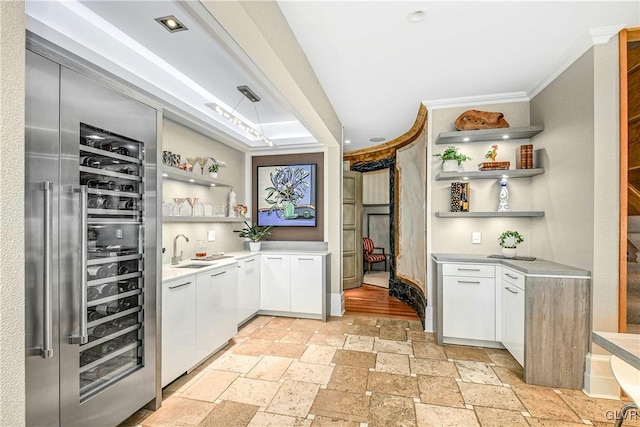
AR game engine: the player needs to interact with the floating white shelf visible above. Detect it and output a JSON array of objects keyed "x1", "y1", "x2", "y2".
[
  {"x1": 162, "y1": 216, "x2": 250, "y2": 223},
  {"x1": 162, "y1": 166, "x2": 233, "y2": 188},
  {"x1": 435, "y1": 125, "x2": 544, "y2": 145},
  {"x1": 435, "y1": 211, "x2": 545, "y2": 218},
  {"x1": 435, "y1": 168, "x2": 544, "y2": 181}
]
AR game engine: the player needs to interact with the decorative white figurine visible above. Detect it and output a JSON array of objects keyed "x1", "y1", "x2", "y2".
[
  {"x1": 497, "y1": 178, "x2": 510, "y2": 212},
  {"x1": 228, "y1": 188, "x2": 236, "y2": 217}
]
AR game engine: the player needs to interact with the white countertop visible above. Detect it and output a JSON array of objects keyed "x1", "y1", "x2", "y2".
[{"x1": 162, "y1": 250, "x2": 330, "y2": 281}]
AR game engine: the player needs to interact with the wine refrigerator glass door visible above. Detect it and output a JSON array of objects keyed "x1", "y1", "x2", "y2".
[{"x1": 58, "y1": 66, "x2": 158, "y2": 427}]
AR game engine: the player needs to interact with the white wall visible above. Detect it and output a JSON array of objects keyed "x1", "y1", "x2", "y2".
[
  {"x1": 161, "y1": 119, "x2": 247, "y2": 263},
  {"x1": 0, "y1": 2, "x2": 26, "y2": 425},
  {"x1": 529, "y1": 50, "x2": 595, "y2": 272}
]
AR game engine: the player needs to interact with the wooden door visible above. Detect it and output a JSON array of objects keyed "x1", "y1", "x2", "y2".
[
  {"x1": 620, "y1": 28, "x2": 640, "y2": 332},
  {"x1": 343, "y1": 170, "x2": 363, "y2": 290}
]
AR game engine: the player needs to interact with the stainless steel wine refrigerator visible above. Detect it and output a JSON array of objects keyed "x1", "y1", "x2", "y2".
[{"x1": 25, "y1": 47, "x2": 159, "y2": 426}]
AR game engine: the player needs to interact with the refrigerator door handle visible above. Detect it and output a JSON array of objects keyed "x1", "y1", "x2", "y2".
[
  {"x1": 69, "y1": 185, "x2": 88, "y2": 345},
  {"x1": 40, "y1": 181, "x2": 54, "y2": 358}
]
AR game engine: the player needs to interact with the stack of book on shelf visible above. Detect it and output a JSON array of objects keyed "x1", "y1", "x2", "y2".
[
  {"x1": 516, "y1": 144, "x2": 534, "y2": 169},
  {"x1": 478, "y1": 161, "x2": 510, "y2": 171}
]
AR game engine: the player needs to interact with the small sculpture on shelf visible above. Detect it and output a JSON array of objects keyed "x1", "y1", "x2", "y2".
[
  {"x1": 484, "y1": 144, "x2": 498, "y2": 162},
  {"x1": 455, "y1": 110, "x2": 509, "y2": 131},
  {"x1": 497, "y1": 178, "x2": 510, "y2": 212},
  {"x1": 479, "y1": 144, "x2": 510, "y2": 171}
]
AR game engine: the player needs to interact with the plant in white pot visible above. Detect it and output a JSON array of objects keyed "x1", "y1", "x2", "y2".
[
  {"x1": 498, "y1": 230, "x2": 524, "y2": 258},
  {"x1": 434, "y1": 146, "x2": 472, "y2": 172},
  {"x1": 208, "y1": 162, "x2": 219, "y2": 178},
  {"x1": 237, "y1": 221, "x2": 273, "y2": 252},
  {"x1": 207, "y1": 157, "x2": 226, "y2": 178}
]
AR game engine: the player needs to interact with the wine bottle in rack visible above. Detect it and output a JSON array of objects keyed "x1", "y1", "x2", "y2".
[
  {"x1": 111, "y1": 146, "x2": 130, "y2": 156},
  {"x1": 112, "y1": 314, "x2": 138, "y2": 330},
  {"x1": 80, "y1": 350, "x2": 102, "y2": 366},
  {"x1": 116, "y1": 200, "x2": 135, "y2": 210},
  {"x1": 96, "y1": 282, "x2": 118, "y2": 298},
  {"x1": 80, "y1": 156, "x2": 101, "y2": 168},
  {"x1": 118, "y1": 280, "x2": 137, "y2": 293},
  {"x1": 93, "y1": 301, "x2": 119, "y2": 317},
  {"x1": 120, "y1": 183, "x2": 135, "y2": 192},
  {"x1": 87, "y1": 323, "x2": 112, "y2": 339},
  {"x1": 87, "y1": 286, "x2": 100, "y2": 301},
  {"x1": 117, "y1": 264, "x2": 130, "y2": 275},
  {"x1": 97, "y1": 340, "x2": 118, "y2": 354},
  {"x1": 119, "y1": 331, "x2": 138, "y2": 345},
  {"x1": 87, "y1": 264, "x2": 113, "y2": 279},
  {"x1": 118, "y1": 296, "x2": 137, "y2": 310}
]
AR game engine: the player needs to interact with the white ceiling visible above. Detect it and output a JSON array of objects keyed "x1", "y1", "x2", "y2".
[
  {"x1": 278, "y1": 1, "x2": 639, "y2": 150},
  {"x1": 26, "y1": 1, "x2": 640, "y2": 153},
  {"x1": 26, "y1": 0, "x2": 318, "y2": 151}
]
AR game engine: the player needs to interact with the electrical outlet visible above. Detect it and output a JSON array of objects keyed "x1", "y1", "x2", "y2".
[
  {"x1": 472, "y1": 231, "x2": 481, "y2": 244},
  {"x1": 207, "y1": 230, "x2": 215, "y2": 242},
  {"x1": 116, "y1": 229, "x2": 123, "y2": 239}
]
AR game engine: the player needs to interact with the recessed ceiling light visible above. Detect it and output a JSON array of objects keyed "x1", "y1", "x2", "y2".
[
  {"x1": 155, "y1": 15, "x2": 188, "y2": 33},
  {"x1": 463, "y1": 137, "x2": 470, "y2": 142},
  {"x1": 408, "y1": 10, "x2": 426, "y2": 23},
  {"x1": 344, "y1": 139, "x2": 351, "y2": 144},
  {"x1": 370, "y1": 137, "x2": 386, "y2": 143},
  {"x1": 188, "y1": 179, "x2": 195, "y2": 183},
  {"x1": 502, "y1": 135, "x2": 510, "y2": 139}
]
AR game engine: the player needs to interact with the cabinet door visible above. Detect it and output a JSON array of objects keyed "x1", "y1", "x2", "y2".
[
  {"x1": 260, "y1": 255, "x2": 291, "y2": 311},
  {"x1": 196, "y1": 265, "x2": 238, "y2": 363},
  {"x1": 290, "y1": 255, "x2": 323, "y2": 314},
  {"x1": 237, "y1": 256, "x2": 260, "y2": 325},
  {"x1": 442, "y1": 276, "x2": 495, "y2": 341},
  {"x1": 502, "y1": 283, "x2": 525, "y2": 366},
  {"x1": 162, "y1": 275, "x2": 197, "y2": 387}
]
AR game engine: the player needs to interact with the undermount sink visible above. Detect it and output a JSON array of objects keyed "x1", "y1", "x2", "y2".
[{"x1": 174, "y1": 263, "x2": 215, "y2": 269}]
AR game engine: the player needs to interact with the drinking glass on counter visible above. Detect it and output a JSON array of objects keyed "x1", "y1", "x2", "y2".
[{"x1": 204, "y1": 203, "x2": 213, "y2": 217}]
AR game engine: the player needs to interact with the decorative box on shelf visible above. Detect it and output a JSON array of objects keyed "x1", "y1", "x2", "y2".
[{"x1": 479, "y1": 161, "x2": 510, "y2": 171}]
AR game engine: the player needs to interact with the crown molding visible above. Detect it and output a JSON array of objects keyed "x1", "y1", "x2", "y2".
[
  {"x1": 590, "y1": 24, "x2": 625, "y2": 45},
  {"x1": 423, "y1": 92, "x2": 529, "y2": 110}
]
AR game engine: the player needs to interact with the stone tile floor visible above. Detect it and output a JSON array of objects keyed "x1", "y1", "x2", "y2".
[{"x1": 120, "y1": 315, "x2": 640, "y2": 427}]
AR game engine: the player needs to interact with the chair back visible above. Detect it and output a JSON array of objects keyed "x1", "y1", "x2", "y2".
[{"x1": 363, "y1": 237, "x2": 374, "y2": 255}]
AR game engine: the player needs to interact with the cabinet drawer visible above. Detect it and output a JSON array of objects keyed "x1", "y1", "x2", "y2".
[
  {"x1": 502, "y1": 268, "x2": 525, "y2": 290},
  {"x1": 443, "y1": 263, "x2": 495, "y2": 278}
]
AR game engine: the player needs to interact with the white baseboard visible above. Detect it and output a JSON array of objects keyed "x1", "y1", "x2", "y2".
[
  {"x1": 583, "y1": 353, "x2": 620, "y2": 399},
  {"x1": 330, "y1": 292, "x2": 344, "y2": 317},
  {"x1": 424, "y1": 306, "x2": 434, "y2": 332}
]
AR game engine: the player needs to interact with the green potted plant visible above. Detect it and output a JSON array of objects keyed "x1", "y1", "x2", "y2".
[
  {"x1": 434, "y1": 146, "x2": 472, "y2": 172},
  {"x1": 237, "y1": 221, "x2": 273, "y2": 252},
  {"x1": 208, "y1": 162, "x2": 219, "y2": 178},
  {"x1": 264, "y1": 166, "x2": 310, "y2": 220},
  {"x1": 498, "y1": 230, "x2": 524, "y2": 258}
]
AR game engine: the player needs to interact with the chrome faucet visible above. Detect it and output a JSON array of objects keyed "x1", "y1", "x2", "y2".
[{"x1": 171, "y1": 234, "x2": 189, "y2": 265}]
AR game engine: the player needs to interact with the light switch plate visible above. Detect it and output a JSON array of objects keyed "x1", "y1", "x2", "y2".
[
  {"x1": 207, "y1": 230, "x2": 215, "y2": 242},
  {"x1": 472, "y1": 231, "x2": 481, "y2": 244}
]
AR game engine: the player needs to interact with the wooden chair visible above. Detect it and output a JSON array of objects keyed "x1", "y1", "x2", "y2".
[{"x1": 363, "y1": 237, "x2": 387, "y2": 273}]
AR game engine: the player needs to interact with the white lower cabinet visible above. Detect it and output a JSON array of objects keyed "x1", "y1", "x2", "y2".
[
  {"x1": 290, "y1": 255, "x2": 323, "y2": 314},
  {"x1": 195, "y1": 265, "x2": 238, "y2": 363},
  {"x1": 237, "y1": 255, "x2": 260, "y2": 325},
  {"x1": 260, "y1": 253, "x2": 325, "y2": 317},
  {"x1": 161, "y1": 275, "x2": 197, "y2": 387},
  {"x1": 260, "y1": 255, "x2": 291, "y2": 311},
  {"x1": 501, "y1": 268, "x2": 525, "y2": 366},
  {"x1": 441, "y1": 263, "x2": 496, "y2": 342}
]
